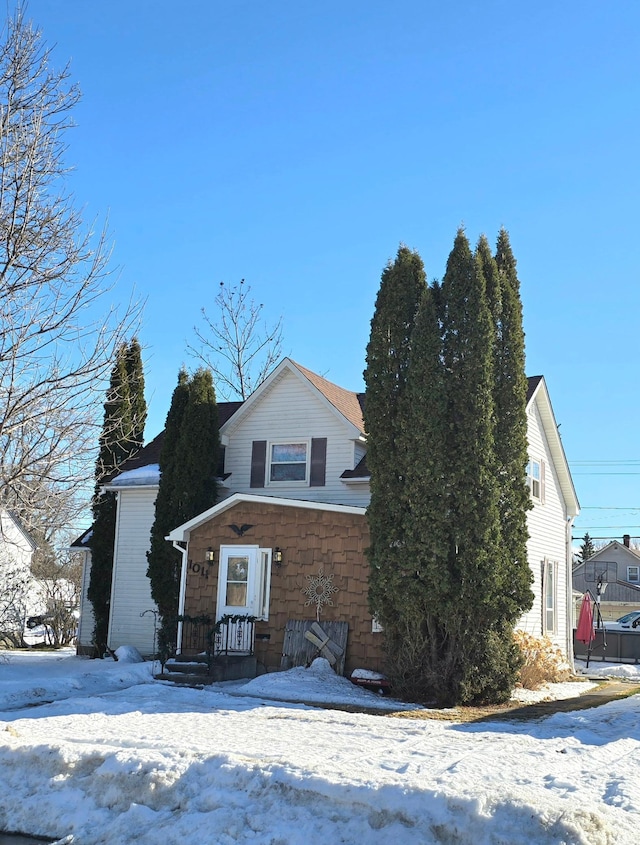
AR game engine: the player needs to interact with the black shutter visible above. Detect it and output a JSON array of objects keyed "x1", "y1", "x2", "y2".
[
  {"x1": 250, "y1": 440, "x2": 267, "y2": 488},
  {"x1": 309, "y1": 437, "x2": 327, "y2": 487}
]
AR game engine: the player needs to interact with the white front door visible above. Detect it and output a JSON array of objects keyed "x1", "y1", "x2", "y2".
[
  {"x1": 216, "y1": 545, "x2": 272, "y2": 620},
  {"x1": 215, "y1": 545, "x2": 272, "y2": 655}
]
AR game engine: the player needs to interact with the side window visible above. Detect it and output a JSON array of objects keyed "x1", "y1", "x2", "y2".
[
  {"x1": 527, "y1": 458, "x2": 545, "y2": 503},
  {"x1": 627, "y1": 566, "x2": 640, "y2": 584},
  {"x1": 542, "y1": 559, "x2": 557, "y2": 634}
]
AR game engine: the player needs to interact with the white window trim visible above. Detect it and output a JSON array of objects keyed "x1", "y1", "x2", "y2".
[
  {"x1": 527, "y1": 458, "x2": 542, "y2": 501},
  {"x1": 542, "y1": 559, "x2": 557, "y2": 635},
  {"x1": 266, "y1": 439, "x2": 310, "y2": 486},
  {"x1": 627, "y1": 565, "x2": 640, "y2": 584}
]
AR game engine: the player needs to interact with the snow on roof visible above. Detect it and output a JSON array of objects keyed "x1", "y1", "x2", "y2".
[{"x1": 107, "y1": 463, "x2": 160, "y2": 488}]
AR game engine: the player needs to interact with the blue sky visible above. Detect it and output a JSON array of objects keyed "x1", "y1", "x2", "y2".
[{"x1": 24, "y1": 1, "x2": 640, "y2": 540}]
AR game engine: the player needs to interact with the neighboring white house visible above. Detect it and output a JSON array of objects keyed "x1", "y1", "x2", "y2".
[
  {"x1": 71, "y1": 526, "x2": 94, "y2": 653},
  {"x1": 0, "y1": 509, "x2": 38, "y2": 645},
  {"x1": 77, "y1": 359, "x2": 580, "y2": 663}
]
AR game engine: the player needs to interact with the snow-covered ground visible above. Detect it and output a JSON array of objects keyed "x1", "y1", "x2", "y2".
[{"x1": 1, "y1": 649, "x2": 639, "y2": 844}]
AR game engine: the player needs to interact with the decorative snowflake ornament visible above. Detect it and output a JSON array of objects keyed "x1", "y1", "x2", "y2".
[{"x1": 302, "y1": 569, "x2": 339, "y2": 621}]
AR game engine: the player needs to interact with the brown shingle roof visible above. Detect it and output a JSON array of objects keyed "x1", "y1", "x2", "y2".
[{"x1": 290, "y1": 360, "x2": 365, "y2": 433}]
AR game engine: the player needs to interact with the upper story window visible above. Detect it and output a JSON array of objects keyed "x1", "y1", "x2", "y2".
[
  {"x1": 627, "y1": 566, "x2": 639, "y2": 583},
  {"x1": 250, "y1": 438, "x2": 327, "y2": 489},
  {"x1": 527, "y1": 459, "x2": 541, "y2": 500},
  {"x1": 269, "y1": 441, "x2": 309, "y2": 483}
]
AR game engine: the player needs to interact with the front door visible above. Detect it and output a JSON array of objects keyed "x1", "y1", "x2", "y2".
[{"x1": 215, "y1": 545, "x2": 272, "y2": 654}]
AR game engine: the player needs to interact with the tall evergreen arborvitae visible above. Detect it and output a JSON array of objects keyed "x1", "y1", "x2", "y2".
[
  {"x1": 88, "y1": 339, "x2": 146, "y2": 655},
  {"x1": 147, "y1": 368, "x2": 220, "y2": 653},
  {"x1": 367, "y1": 229, "x2": 532, "y2": 706},
  {"x1": 124, "y1": 338, "x2": 147, "y2": 452},
  {"x1": 492, "y1": 229, "x2": 534, "y2": 619},
  {"x1": 364, "y1": 245, "x2": 426, "y2": 634},
  {"x1": 439, "y1": 230, "x2": 515, "y2": 704},
  {"x1": 146, "y1": 370, "x2": 190, "y2": 628},
  {"x1": 395, "y1": 281, "x2": 451, "y2": 699}
]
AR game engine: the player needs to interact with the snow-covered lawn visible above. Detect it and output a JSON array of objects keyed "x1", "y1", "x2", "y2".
[{"x1": 1, "y1": 649, "x2": 639, "y2": 844}]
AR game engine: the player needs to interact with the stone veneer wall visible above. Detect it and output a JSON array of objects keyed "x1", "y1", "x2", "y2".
[{"x1": 182, "y1": 500, "x2": 385, "y2": 675}]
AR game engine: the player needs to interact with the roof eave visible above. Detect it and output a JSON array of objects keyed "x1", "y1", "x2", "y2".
[{"x1": 527, "y1": 377, "x2": 580, "y2": 517}]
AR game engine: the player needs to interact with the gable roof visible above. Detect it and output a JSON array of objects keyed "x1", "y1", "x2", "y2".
[
  {"x1": 220, "y1": 358, "x2": 365, "y2": 439},
  {"x1": 573, "y1": 540, "x2": 640, "y2": 573},
  {"x1": 526, "y1": 376, "x2": 579, "y2": 517}
]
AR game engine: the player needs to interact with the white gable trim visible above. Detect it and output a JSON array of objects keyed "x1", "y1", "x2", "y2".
[
  {"x1": 167, "y1": 493, "x2": 366, "y2": 542},
  {"x1": 220, "y1": 358, "x2": 363, "y2": 441},
  {"x1": 527, "y1": 377, "x2": 579, "y2": 518},
  {"x1": 0, "y1": 509, "x2": 37, "y2": 551}
]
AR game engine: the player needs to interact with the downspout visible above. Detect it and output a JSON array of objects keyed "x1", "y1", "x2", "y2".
[
  {"x1": 566, "y1": 515, "x2": 575, "y2": 665},
  {"x1": 172, "y1": 539, "x2": 188, "y2": 655}
]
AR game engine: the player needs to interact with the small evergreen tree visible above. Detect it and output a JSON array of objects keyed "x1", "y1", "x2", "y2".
[
  {"x1": 578, "y1": 532, "x2": 596, "y2": 564},
  {"x1": 88, "y1": 339, "x2": 146, "y2": 655},
  {"x1": 147, "y1": 368, "x2": 220, "y2": 655}
]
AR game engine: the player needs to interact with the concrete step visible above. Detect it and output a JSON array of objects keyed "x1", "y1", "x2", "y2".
[
  {"x1": 156, "y1": 671, "x2": 214, "y2": 687},
  {"x1": 164, "y1": 659, "x2": 210, "y2": 675},
  {"x1": 157, "y1": 653, "x2": 259, "y2": 685}
]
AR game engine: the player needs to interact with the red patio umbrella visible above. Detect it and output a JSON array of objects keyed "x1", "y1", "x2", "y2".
[{"x1": 576, "y1": 593, "x2": 595, "y2": 644}]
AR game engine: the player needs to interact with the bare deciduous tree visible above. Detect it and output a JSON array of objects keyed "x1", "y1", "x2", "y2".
[
  {"x1": 31, "y1": 546, "x2": 82, "y2": 647},
  {"x1": 187, "y1": 279, "x2": 283, "y2": 400},
  {"x1": 0, "y1": 6, "x2": 140, "y2": 527},
  {"x1": 0, "y1": 561, "x2": 31, "y2": 647}
]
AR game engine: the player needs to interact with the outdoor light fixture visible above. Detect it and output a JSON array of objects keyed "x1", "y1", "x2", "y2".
[
  {"x1": 273, "y1": 547, "x2": 283, "y2": 568},
  {"x1": 205, "y1": 547, "x2": 215, "y2": 562}
]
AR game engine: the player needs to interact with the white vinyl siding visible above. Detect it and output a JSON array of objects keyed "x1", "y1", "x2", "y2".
[
  {"x1": 223, "y1": 368, "x2": 369, "y2": 506},
  {"x1": 108, "y1": 487, "x2": 158, "y2": 655},
  {"x1": 76, "y1": 551, "x2": 95, "y2": 648},
  {"x1": 517, "y1": 401, "x2": 569, "y2": 652}
]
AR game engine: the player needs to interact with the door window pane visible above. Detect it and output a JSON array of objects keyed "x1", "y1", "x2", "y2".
[{"x1": 226, "y1": 556, "x2": 248, "y2": 607}]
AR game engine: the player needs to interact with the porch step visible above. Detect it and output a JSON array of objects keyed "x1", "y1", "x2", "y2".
[
  {"x1": 156, "y1": 655, "x2": 213, "y2": 687},
  {"x1": 156, "y1": 654, "x2": 258, "y2": 685},
  {"x1": 164, "y1": 657, "x2": 210, "y2": 676},
  {"x1": 156, "y1": 671, "x2": 214, "y2": 687}
]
